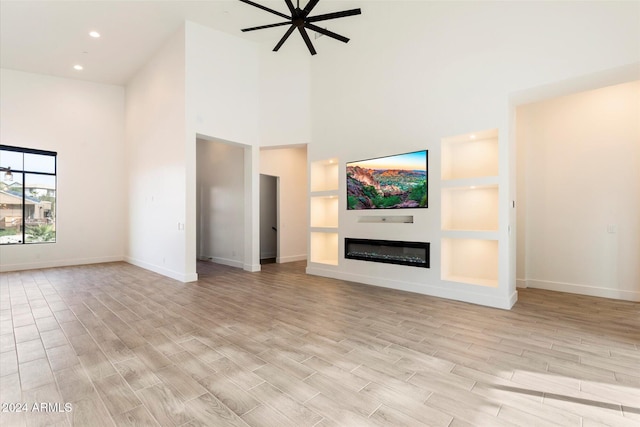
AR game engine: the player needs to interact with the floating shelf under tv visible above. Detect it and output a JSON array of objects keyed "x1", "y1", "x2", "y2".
[{"x1": 357, "y1": 215, "x2": 414, "y2": 224}]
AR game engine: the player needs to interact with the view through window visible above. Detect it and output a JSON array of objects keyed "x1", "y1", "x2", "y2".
[{"x1": 0, "y1": 145, "x2": 57, "y2": 244}]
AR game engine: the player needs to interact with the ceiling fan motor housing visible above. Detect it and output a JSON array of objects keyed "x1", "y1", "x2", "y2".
[{"x1": 239, "y1": 0, "x2": 361, "y2": 55}]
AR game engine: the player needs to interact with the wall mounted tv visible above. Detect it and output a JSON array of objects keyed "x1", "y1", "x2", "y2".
[{"x1": 347, "y1": 150, "x2": 428, "y2": 210}]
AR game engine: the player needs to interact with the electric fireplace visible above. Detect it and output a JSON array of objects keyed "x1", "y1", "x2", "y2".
[{"x1": 345, "y1": 238, "x2": 430, "y2": 268}]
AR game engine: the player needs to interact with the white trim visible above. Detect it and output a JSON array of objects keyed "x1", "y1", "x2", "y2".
[
  {"x1": 0, "y1": 255, "x2": 124, "y2": 272},
  {"x1": 305, "y1": 266, "x2": 517, "y2": 310},
  {"x1": 199, "y1": 256, "x2": 244, "y2": 270},
  {"x1": 277, "y1": 254, "x2": 307, "y2": 263},
  {"x1": 526, "y1": 279, "x2": 640, "y2": 302},
  {"x1": 243, "y1": 263, "x2": 261, "y2": 272},
  {"x1": 516, "y1": 278, "x2": 528, "y2": 288},
  {"x1": 126, "y1": 257, "x2": 197, "y2": 283}
]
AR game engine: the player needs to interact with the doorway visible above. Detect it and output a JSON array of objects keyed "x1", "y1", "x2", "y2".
[
  {"x1": 260, "y1": 174, "x2": 278, "y2": 264},
  {"x1": 195, "y1": 138, "x2": 247, "y2": 272}
]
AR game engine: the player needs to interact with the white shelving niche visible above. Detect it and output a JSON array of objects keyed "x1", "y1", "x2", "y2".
[
  {"x1": 441, "y1": 129, "x2": 500, "y2": 287},
  {"x1": 309, "y1": 158, "x2": 339, "y2": 266}
]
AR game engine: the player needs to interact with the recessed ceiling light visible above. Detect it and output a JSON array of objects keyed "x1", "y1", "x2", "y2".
[
  {"x1": 73, "y1": 65, "x2": 83, "y2": 71},
  {"x1": 89, "y1": 31, "x2": 100, "y2": 38},
  {"x1": 470, "y1": 134, "x2": 476, "y2": 139}
]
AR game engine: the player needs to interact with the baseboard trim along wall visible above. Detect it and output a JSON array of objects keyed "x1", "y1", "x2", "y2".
[
  {"x1": 0, "y1": 255, "x2": 124, "y2": 272},
  {"x1": 199, "y1": 256, "x2": 244, "y2": 270},
  {"x1": 126, "y1": 257, "x2": 198, "y2": 283},
  {"x1": 306, "y1": 266, "x2": 517, "y2": 310},
  {"x1": 276, "y1": 254, "x2": 307, "y2": 263},
  {"x1": 525, "y1": 278, "x2": 640, "y2": 302},
  {"x1": 243, "y1": 263, "x2": 261, "y2": 272}
]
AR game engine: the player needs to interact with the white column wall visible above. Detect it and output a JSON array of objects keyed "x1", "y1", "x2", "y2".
[
  {"x1": 185, "y1": 22, "x2": 311, "y2": 273},
  {"x1": 125, "y1": 28, "x2": 193, "y2": 281}
]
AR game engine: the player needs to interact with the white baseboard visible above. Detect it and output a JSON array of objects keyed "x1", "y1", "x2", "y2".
[
  {"x1": 277, "y1": 254, "x2": 307, "y2": 263},
  {"x1": 244, "y1": 263, "x2": 261, "y2": 272},
  {"x1": 525, "y1": 278, "x2": 640, "y2": 302},
  {"x1": 516, "y1": 278, "x2": 528, "y2": 288},
  {"x1": 198, "y1": 256, "x2": 260, "y2": 273},
  {"x1": 199, "y1": 256, "x2": 244, "y2": 270},
  {"x1": 305, "y1": 266, "x2": 517, "y2": 310},
  {"x1": 0, "y1": 255, "x2": 124, "y2": 272},
  {"x1": 125, "y1": 257, "x2": 197, "y2": 283}
]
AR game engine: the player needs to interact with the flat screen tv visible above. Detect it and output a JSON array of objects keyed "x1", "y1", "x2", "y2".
[{"x1": 347, "y1": 150, "x2": 428, "y2": 210}]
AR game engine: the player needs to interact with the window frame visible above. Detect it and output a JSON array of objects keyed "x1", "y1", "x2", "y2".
[{"x1": 1, "y1": 144, "x2": 57, "y2": 245}]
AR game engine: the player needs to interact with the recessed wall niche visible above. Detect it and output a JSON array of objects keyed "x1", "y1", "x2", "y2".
[
  {"x1": 441, "y1": 185, "x2": 499, "y2": 231},
  {"x1": 441, "y1": 129, "x2": 500, "y2": 289},
  {"x1": 308, "y1": 158, "x2": 339, "y2": 267}
]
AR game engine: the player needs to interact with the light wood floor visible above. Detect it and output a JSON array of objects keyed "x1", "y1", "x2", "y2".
[{"x1": 1, "y1": 261, "x2": 638, "y2": 426}]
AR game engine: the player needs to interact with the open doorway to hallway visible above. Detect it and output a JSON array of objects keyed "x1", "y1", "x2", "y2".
[
  {"x1": 259, "y1": 145, "x2": 308, "y2": 265},
  {"x1": 260, "y1": 174, "x2": 278, "y2": 264},
  {"x1": 196, "y1": 138, "x2": 246, "y2": 272},
  {"x1": 515, "y1": 80, "x2": 639, "y2": 301}
]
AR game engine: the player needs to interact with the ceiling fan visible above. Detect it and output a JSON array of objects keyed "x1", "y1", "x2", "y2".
[{"x1": 239, "y1": 0, "x2": 361, "y2": 55}]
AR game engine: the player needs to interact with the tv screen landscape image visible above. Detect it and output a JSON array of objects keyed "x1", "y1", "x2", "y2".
[{"x1": 347, "y1": 150, "x2": 428, "y2": 210}]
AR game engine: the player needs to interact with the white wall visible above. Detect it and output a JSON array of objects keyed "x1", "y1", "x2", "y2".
[
  {"x1": 185, "y1": 22, "x2": 261, "y2": 146},
  {"x1": 125, "y1": 28, "x2": 193, "y2": 281},
  {"x1": 185, "y1": 21, "x2": 312, "y2": 273},
  {"x1": 260, "y1": 146, "x2": 308, "y2": 263},
  {"x1": 196, "y1": 139, "x2": 245, "y2": 268},
  {"x1": 308, "y1": 1, "x2": 640, "y2": 306},
  {"x1": 184, "y1": 22, "x2": 311, "y2": 147},
  {"x1": 258, "y1": 49, "x2": 311, "y2": 147},
  {"x1": 517, "y1": 81, "x2": 639, "y2": 301},
  {"x1": 0, "y1": 69, "x2": 125, "y2": 271}
]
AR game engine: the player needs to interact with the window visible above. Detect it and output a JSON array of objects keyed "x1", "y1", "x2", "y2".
[{"x1": 1, "y1": 145, "x2": 57, "y2": 245}]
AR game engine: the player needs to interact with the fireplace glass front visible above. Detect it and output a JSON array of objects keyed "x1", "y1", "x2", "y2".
[{"x1": 345, "y1": 238, "x2": 430, "y2": 268}]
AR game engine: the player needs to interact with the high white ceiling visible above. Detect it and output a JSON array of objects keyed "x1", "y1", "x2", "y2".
[{"x1": 0, "y1": 0, "x2": 362, "y2": 85}]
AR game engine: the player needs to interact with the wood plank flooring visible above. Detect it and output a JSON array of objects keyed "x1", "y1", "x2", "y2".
[{"x1": 0, "y1": 261, "x2": 638, "y2": 426}]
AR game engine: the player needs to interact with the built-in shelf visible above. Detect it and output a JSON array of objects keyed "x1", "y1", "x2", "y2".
[
  {"x1": 441, "y1": 129, "x2": 500, "y2": 289},
  {"x1": 443, "y1": 275, "x2": 499, "y2": 288},
  {"x1": 441, "y1": 176, "x2": 499, "y2": 189},
  {"x1": 310, "y1": 196, "x2": 339, "y2": 228},
  {"x1": 310, "y1": 158, "x2": 339, "y2": 192},
  {"x1": 357, "y1": 215, "x2": 414, "y2": 224},
  {"x1": 442, "y1": 129, "x2": 498, "y2": 181},
  {"x1": 309, "y1": 226, "x2": 338, "y2": 233},
  {"x1": 310, "y1": 231, "x2": 339, "y2": 265},
  {"x1": 442, "y1": 185, "x2": 498, "y2": 231},
  {"x1": 441, "y1": 238, "x2": 498, "y2": 288},
  {"x1": 309, "y1": 158, "x2": 340, "y2": 267},
  {"x1": 441, "y1": 230, "x2": 499, "y2": 240}
]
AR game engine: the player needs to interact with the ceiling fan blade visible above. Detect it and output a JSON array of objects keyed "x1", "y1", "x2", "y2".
[
  {"x1": 305, "y1": 23, "x2": 349, "y2": 43},
  {"x1": 303, "y1": 0, "x2": 320, "y2": 15},
  {"x1": 242, "y1": 21, "x2": 291, "y2": 32},
  {"x1": 307, "y1": 8, "x2": 361, "y2": 23},
  {"x1": 284, "y1": 0, "x2": 295, "y2": 14},
  {"x1": 238, "y1": 0, "x2": 290, "y2": 20},
  {"x1": 273, "y1": 25, "x2": 296, "y2": 52},
  {"x1": 298, "y1": 26, "x2": 317, "y2": 55}
]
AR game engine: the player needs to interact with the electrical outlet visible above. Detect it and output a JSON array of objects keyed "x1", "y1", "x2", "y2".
[{"x1": 607, "y1": 224, "x2": 617, "y2": 234}]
